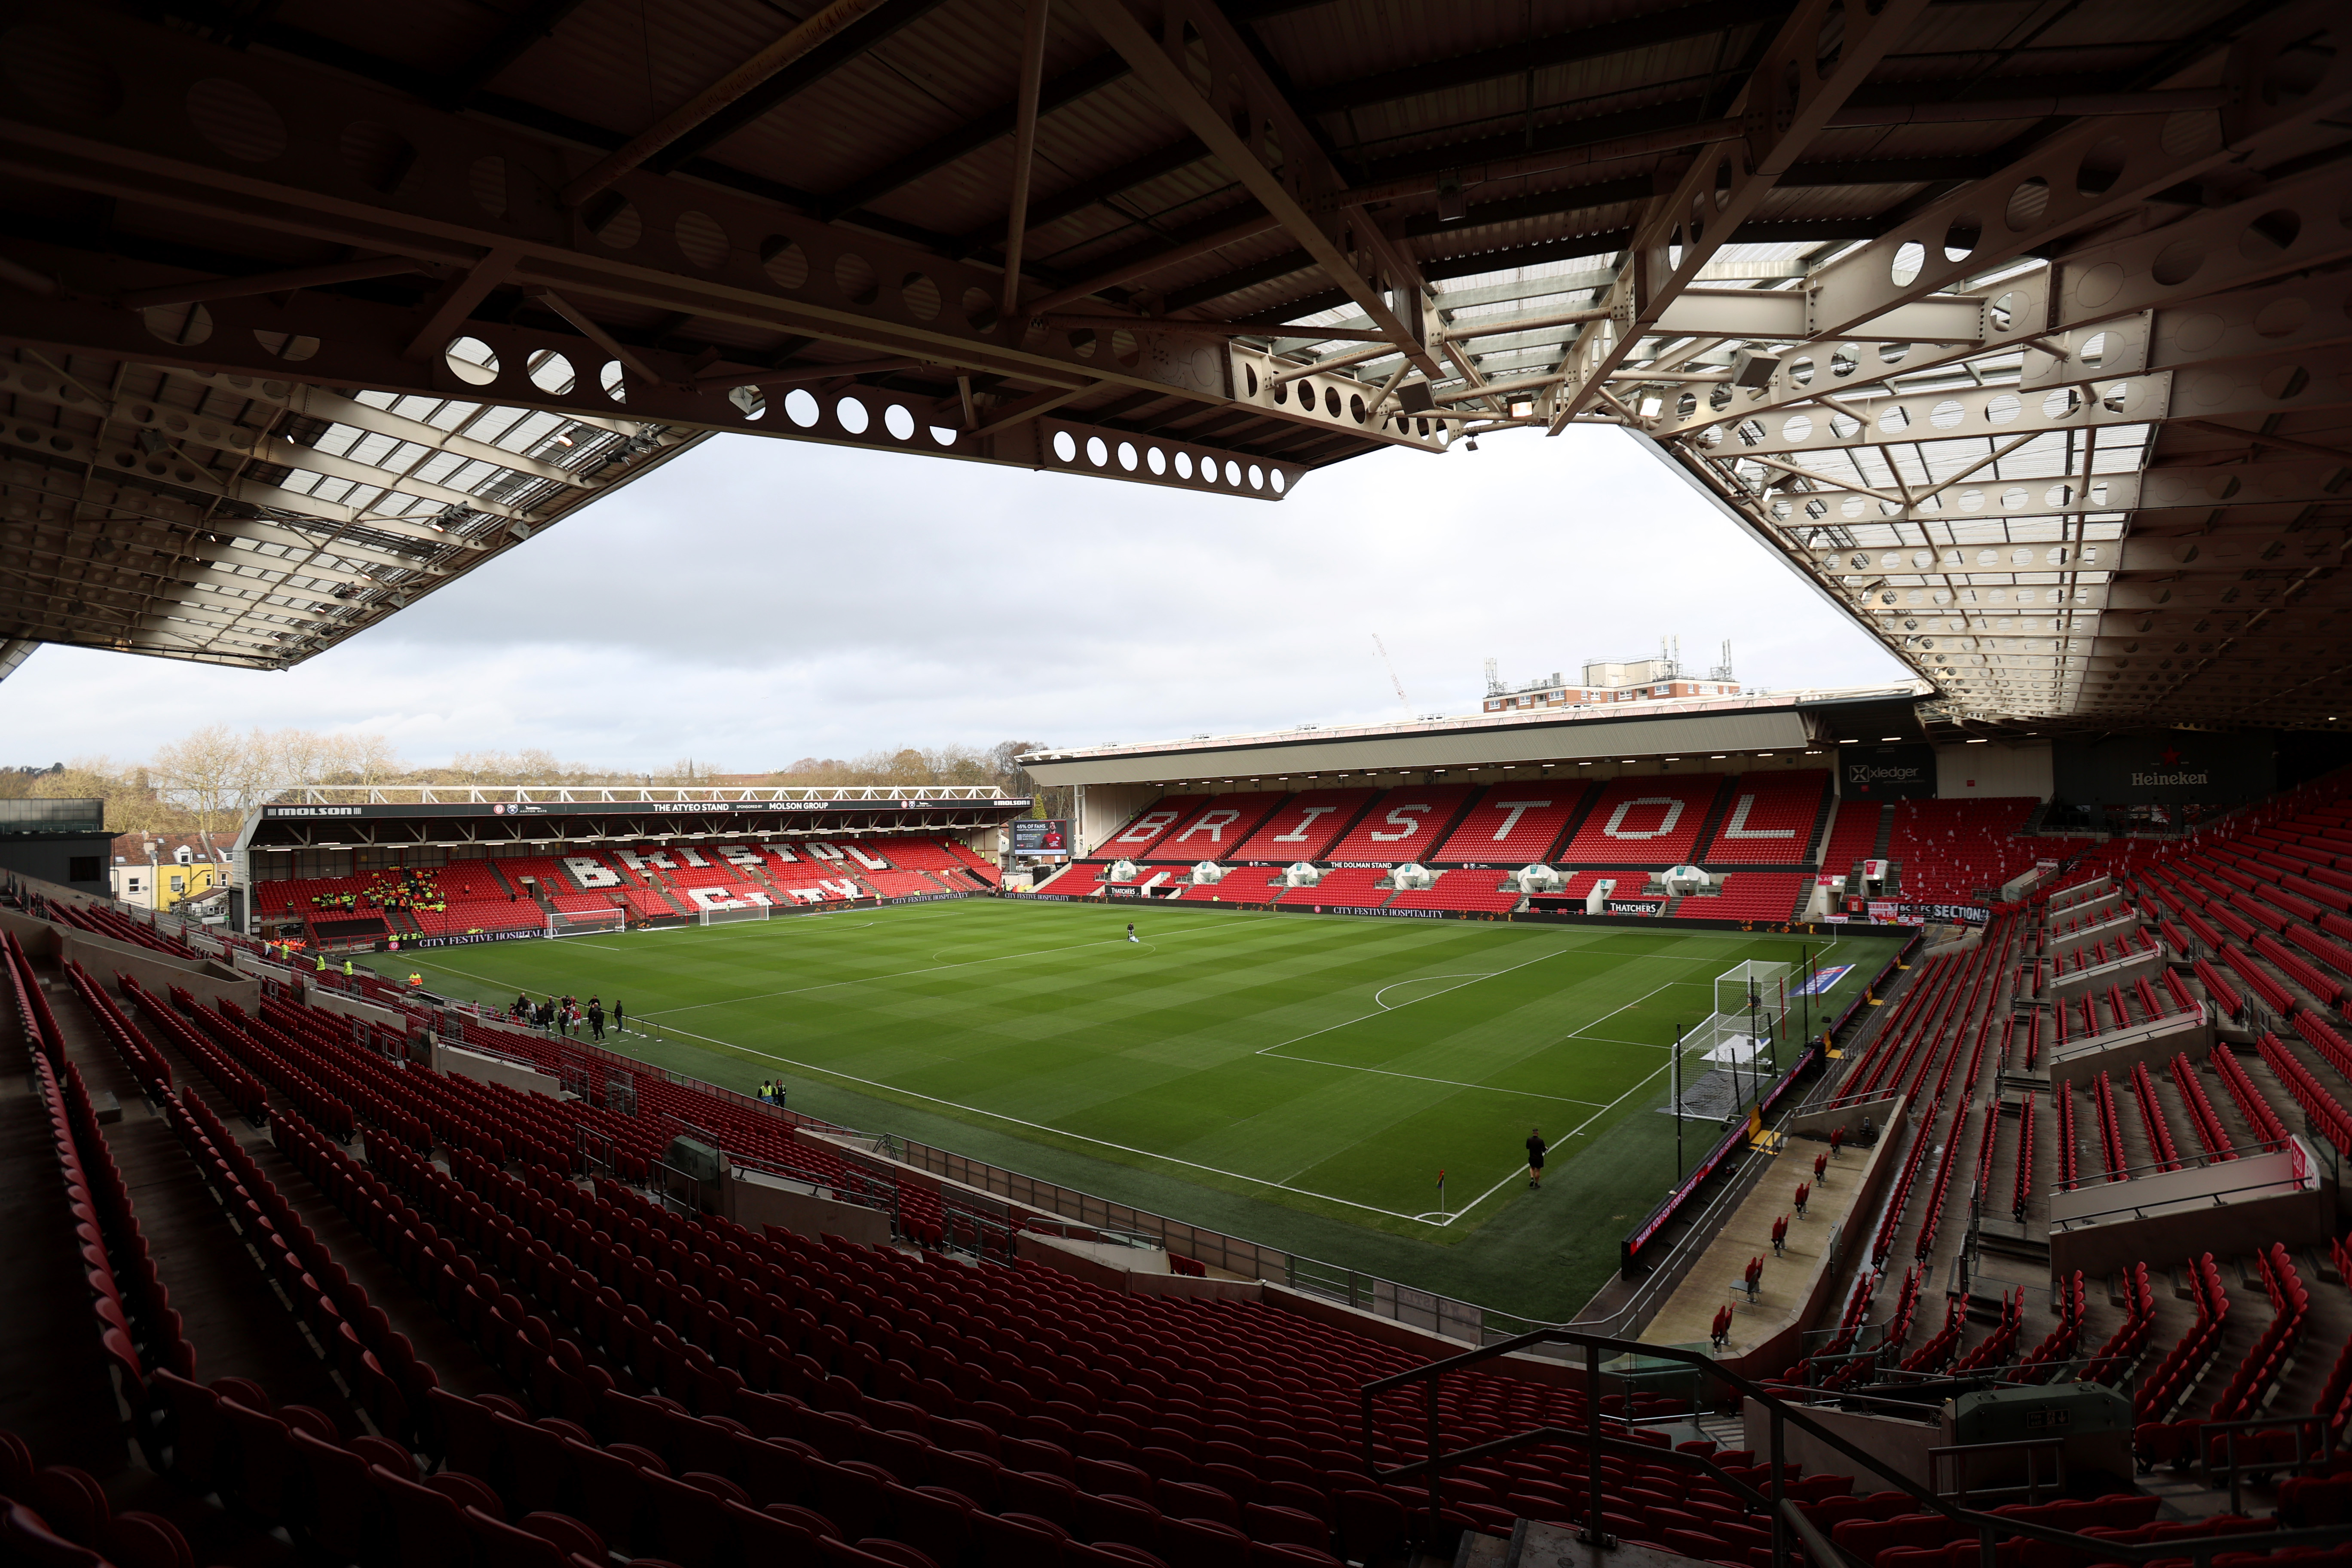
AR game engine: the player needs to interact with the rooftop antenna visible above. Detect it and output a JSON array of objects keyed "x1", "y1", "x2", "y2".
[
  {"x1": 1710, "y1": 640, "x2": 1736, "y2": 682},
  {"x1": 1372, "y1": 634, "x2": 1414, "y2": 715},
  {"x1": 1482, "y1": 655, "x2": 1502, "y2": 696}
]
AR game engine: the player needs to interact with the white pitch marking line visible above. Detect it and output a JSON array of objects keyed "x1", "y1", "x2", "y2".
[
  {"x1": 1372, "y1": 974, "x2": 1490, "y2": 1011},
  {"x1": 1446, "y1": 1164, "x2": 1551, "y2": 1222},
  {"x1": 643, "y1": 1017, "x2": 1449, "y2": 1225},
  {"x1": 1564, "y1": 977, "x2": 1694, "y2": 1039},
  {"x1": 1263, "y1": 1052, "x2": 1610, "y2": 1108},
  {"x1": 395, "y1": 913, "x2": 1865, "y2": 1228},
  {"x1": 1252, "y1": 940, "x2": 1574, "y2": 1060}
]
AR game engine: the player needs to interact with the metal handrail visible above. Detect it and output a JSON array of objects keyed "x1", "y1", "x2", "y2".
[
  {"x1": 1927, "y1": 1436, "x2": 2064, "y2": 1505},
  {"x1": 2049, "y1": 1160, "x2": 2311, "y2": 1226},
  {"x1": 2047, "y1": 1132, "x2": 2293, "y2": 1190},
  {"x1": 2197, "y1": 1411, "x2": 2331, "y2": 1516},
  {"x1": 1356, "y1": 1326, "x2": 2352, "y2": 1568}
]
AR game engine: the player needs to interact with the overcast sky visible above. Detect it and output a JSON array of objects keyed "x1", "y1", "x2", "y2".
[{"x1": 4, "y1": 423, "x2": 1910, "y2": 772}]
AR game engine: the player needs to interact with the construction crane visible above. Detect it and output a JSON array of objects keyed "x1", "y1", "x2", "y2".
[{"x1": 1372, "y1": 634, "x2": 1413, "y2": 715}]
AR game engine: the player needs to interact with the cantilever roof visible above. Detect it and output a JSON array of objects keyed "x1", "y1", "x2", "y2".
[
  {"x1": 1, "y1": 0, "x2": 2346, "y2": 729},
  {"x1": 1019, "y1": 682, "x2": 1931, "y2": 783}
]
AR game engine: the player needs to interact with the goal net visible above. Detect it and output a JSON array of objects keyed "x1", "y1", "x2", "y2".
[
  {"x1": 548, "y1": 909, "x2": 627, "y2": 937},
  {"x1": 1666, "y1": 959, "x2": 1793, "y2": 1122},
  {"x1": 698, "y1": 904, "x2": 772, "y2": 927}
]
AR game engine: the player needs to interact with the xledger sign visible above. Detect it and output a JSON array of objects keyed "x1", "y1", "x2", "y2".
[{"x1": 1838, "y1": 744, "x2": 1936, "y2": 799}]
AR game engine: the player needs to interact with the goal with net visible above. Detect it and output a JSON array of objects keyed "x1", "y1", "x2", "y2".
[
  {"x1": 698, "y1": 904, "x2": 772, "y2": 927},
  {"x1": 1666, "y1": 959, "x2": 1792, "y2": 1123},
  {"x1": 548, "y1": 909, "x2": 628, "y2": 937}
]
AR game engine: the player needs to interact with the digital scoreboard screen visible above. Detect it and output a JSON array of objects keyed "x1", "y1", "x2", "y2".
[{"x1": 1011, "y1": 818, "x2": 1069, "y2": 856}]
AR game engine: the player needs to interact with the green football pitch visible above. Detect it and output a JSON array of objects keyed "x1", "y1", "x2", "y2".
[{"x1": 360, "y1": 899, "x2": 1897, "y2": 1317}]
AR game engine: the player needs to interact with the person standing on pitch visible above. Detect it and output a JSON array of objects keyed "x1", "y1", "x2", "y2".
[
  {"x1": 588, "y1": 997, "x2": 605, "y2": 1042},
  {"x1": 1525, "y1": 1126, "x2": 1547, "y2": 1189},
  {"x1": 1127, "y1": 921, "x2": 1139, "y2": 944},
  {"x1": 612, "y1": 999, "x2": 625, "y2": 1034}
]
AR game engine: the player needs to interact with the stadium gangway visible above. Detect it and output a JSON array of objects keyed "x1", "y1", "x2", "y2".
[{"x1": 1358, "y1": 1327, "x2": 2352, "y2": 1568}]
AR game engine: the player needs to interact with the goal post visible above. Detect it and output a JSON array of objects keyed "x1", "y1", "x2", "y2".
[
  {"x1": 548, "y1": 909, "x2": 627, "y2": 937},
  {"x1": 1666, "y1": 959, "x2": 1794, "y2": 1122},
  {"x1": 698, "y1": 903, "x2": 772, "y2": 927}
]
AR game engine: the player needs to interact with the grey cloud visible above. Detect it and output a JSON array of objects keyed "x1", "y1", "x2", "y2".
[{"x1": 3, "y1": 426, "x2": 1909, "y2": 769}]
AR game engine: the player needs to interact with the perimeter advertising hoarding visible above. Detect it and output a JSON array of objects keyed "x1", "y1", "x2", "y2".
[
  {"x1": 1839, "y1": 744, "x2": 1936, "y2": 799},
  {"x1": 1011, "y1": 818, "x2": 1070, "y2": 856},
  {"x1": 2052, "y1": 731, "x2": 2276, "y2": 805}
]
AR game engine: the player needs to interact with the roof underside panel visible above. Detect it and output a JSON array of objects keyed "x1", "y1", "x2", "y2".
[{"x1": 0, "y1": 0, "x2": 2342, "y2": 737}]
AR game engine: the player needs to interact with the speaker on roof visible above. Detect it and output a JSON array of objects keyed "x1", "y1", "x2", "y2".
[{"x1": 1397, "y1": 381, "x2": 1435, "y2": 414}]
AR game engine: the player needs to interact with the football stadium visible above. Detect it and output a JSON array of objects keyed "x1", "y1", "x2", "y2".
[{"x1": 6, "y1": 0, "x2": 2352, "y2": 1565}]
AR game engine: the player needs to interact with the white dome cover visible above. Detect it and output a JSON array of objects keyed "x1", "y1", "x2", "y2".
[
  {"x1": 1283, "y1": 862, "x2": 1323, "y2": 887},
  {"x1": 1516, "y1": 864, "x2": 1563, "y2": 893},
  {"x1": 1191, "y1": 861, "x2": 1226, "y2": 885},
  {"x1": 1390, "y1": 863, "x2": 1434, "y2": 891},
  {"x1": 1108, "y1": 858, "x2": 1140, "y2": 882}
]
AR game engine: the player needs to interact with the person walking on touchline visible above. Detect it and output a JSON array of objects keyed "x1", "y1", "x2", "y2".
[{"x1": 1525, "y1": 1126, "x2": 1547, "y2": 1190}]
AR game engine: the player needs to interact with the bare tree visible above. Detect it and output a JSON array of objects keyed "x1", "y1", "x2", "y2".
[{"x1": 151, "y1": 726, "x2": 263, "y2": 841}]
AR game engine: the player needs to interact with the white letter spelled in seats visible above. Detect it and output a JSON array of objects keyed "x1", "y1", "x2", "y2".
[
  {"x1": 1720, "y1": 794, "x2": 1795, "y2": 839},
  {"x1": 1171, "y1": 809, "x2": 1240, "y2": 843},
  {"x1": 1115, "y1": 810, "x2": 1179, "y2": 842},
  {"x1": 1603, "y1": 797, "x2": 1684, "y2": 839},
  {"x1": 1272, "y1": 805, "x2": 1338, "y2": 842},
  {"x1": 1488, "y1": 800, "x2": 1552, "y2": 841},
  {"x1": 563, "y1": 857, "x2": 622, "y2": 888},
  {"x1": 1368, "y1": 804, "x2": 1433, "y2": 841}
]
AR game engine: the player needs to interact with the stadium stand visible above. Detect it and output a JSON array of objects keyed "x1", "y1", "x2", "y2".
[
  {"x1": 1174, "y1": 866, "x2": 1284, "y2": 902},
  {"x1": 1687, "y1": 771, "x2": 2352, "y2": 1519},
  {"x1": 491, "y1": 856, "x2": 630, "y2": 915},
  {"x1": 1032, "y1": 861, "x2": 1104, "y2": 897},
  {"x1": 1696, "y1": 772, "x2": 1830, "y2": 866},
  {"x1": 1274, "y1": 867, "x2": 1397, "y2": 907},
  {"x1": 325, "y1": 841, "x2": 1002, "y2": 913},
  {"x1": 1140, "y1": 793, "x2": 1287, "y2": 861},
  {"x1": 1682, "y1": 873, "x2": 1810, "y2": 923},
  {"x1": 858, "y1": 870, "x2": 957, "y2": 898},
  {"x1": 1558, "y1": 870, "x2": 1652, "y2": 902},
  {"x1": 24, "y1": 867, "x2": 2297, "y2": 1568},
  {"x1": 1817, "y1": 798, "x2": 1890, "y2": 879},
  {"x1": 1384, "y1": 870, "x2": 1523, "y2": 914},
  {"x1": 1428, "y1": 785, "x2": 1589, "y2": 866},
  {"x1": 231, "y1": 777, "x2": 2093, "y2": 939},
  {"x1": 942, "y1": 839, "x2": 1002, "y2": 887},
  {"x1": 1318, "y1": 785, "x2": 1475, "y2": 864},
  {"x1": 1556, "y1": 775, "x2": 1725, "y2": 865},
  {"x1": 1886, "y1": 798, "x2": 2044, "y2": 904},
  {"x1": 1094, "y1": 796, "x2": 1210, "y2": 861},
  {"x1": 887, "y1": 836, "x2": 1001, "y2": 888},
  {"x1": 40, "y1": 769, "x2": 2352, "y2": 1568},
  {"x1": 1223, "y1": 788, "x2": 1378, "y2": 863}
]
